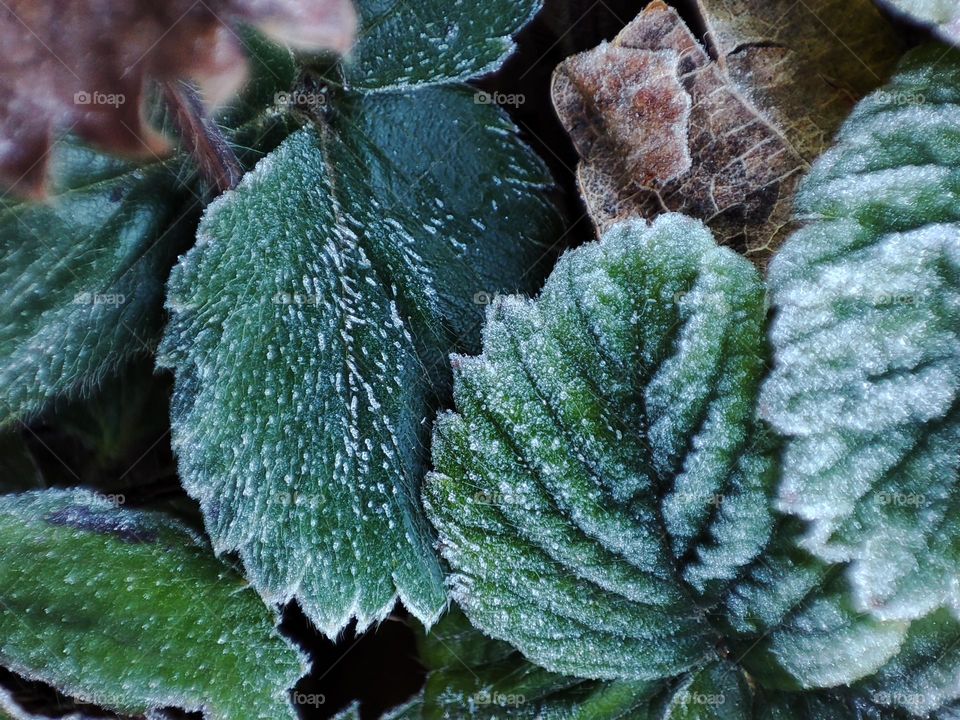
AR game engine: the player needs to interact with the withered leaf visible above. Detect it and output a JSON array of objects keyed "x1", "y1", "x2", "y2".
[
  {"x1": 552, "y1": 0, "x2": 900, "y2": 265},
  {"x1": 0, "y1": 0, "x2": 356, "y2": 197},
  {"x1": 696, "y1": 0, "x2": 902, "y2": 160}
]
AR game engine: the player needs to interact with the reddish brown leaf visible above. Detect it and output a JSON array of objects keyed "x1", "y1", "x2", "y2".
[
  {"x1": 552, "y1": 0, "x2": 899, "y2": 266},
  {"x1": 0, "y1": 0, "x2": 356, "y2": 198}
]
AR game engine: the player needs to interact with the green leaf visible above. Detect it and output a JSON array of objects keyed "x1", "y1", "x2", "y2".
[
  {"x1": 862, "y1": 609, "x2": 960, "y2": 718},
  {"x1": 0, "y1": 489, "x2": 306, "y2": 719},
  {"x1": 344, "y1": 0, "x2": 542, "y2": 90},
  {"x1": 424, "y1": 214, "x2": 773, "y2": 681},
  {"x1": 0, "y1": 142, "x2": 194, "y2": 427},
  {"x1": 659, "y1": 663, "x2": 751, "y2": 720},
  {"x1": 760, "y1": 45, "x2": 960, "y2": 626},
  {"x1": 158, "y1": 85, "x2": 562, "y2": 636}
]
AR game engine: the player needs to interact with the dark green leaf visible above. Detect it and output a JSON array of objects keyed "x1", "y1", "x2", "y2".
[
  {"x1": 344, "y1": 0, "x2": 542, "y2": 90},
  {"x1": 158, "y1": 85, "x2": 562, "y2": 635}
]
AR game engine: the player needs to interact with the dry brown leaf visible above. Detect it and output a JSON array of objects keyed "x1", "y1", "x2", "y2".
[
  {"x1": 552, "y1": 0, "x2": 900, "y2": 266},
  {"x1": 696, "y1": 0, "x2": 902, "y2": 160},
  {"x1": 0, "y1": 0, "x2": 356, "y2": 197}
]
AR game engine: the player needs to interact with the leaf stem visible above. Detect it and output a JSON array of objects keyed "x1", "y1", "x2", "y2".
[{"x1": 162, "y1": 81, "x2": 243, "y2": 194}]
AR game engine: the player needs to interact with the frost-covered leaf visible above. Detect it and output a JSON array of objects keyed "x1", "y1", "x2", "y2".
[
  {"x1": 862, "y1": 610, "x2": 960, "y2": 717},
  {"x1": 0, "y1": 489, "x2": 306, "y2": 719},
  {"x1": 159, "y1": 85, "x2": 562, "y2": 636},
  {"x1": 0, "y1": 141, "x2": 194, "y2": 427},
  {"x1": 734, "y1": 558, "x2": 910, "y2": 690},
  {"x1": 424, "y1": 214, "x2": 773, "y2": 681},
  {"x1": 875, "y1": 0, "x2": 960, "y2": 44},
  {"x1": 761, "y1": 45, "x2": 960, "y2": 627},
  {"x1": 552, "y1": 0, "x2": 899, "y2": 265},
  {"x1": 659, "y1": 663, "x2": 751, "y2": 720},
  {"x1": 344, "y1": 0, "x2": 541, "y2": 90}
]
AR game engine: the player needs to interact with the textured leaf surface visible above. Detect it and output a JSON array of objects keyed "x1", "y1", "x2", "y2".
[
  {"x1": 0, "y1": 33, "x2": 295, "y2": 429},
  {"x1": 345, "y1": 0, "x2": 542, "y2": 90},
  {"x1": 695, "y1": 0, "x2": 901, "y2": 161},
  {"x1": 159, "y1": 85, "x2": 561, "y2": 636},
  {"x1": 761, "y1": 45, "x2": 960, "y2": 626},
  {"x1": 552, "y1": 1, "x2": 804, "y2": 262},
  {"x1": 0, "y1": 490, "x2": 306, "y2": 719},
  {"x1": 0, "y1": 141, "x2": 193, "y2": 427},
  {"x1": 424, "y1": 214, "x2": 773, "y2": 681}
]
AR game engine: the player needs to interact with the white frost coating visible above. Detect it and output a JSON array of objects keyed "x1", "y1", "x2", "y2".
[
  {"x1": 158, "y1": 81, "x2": 561, "y2": 638},
  {"x1": 762, "y1": 45, "x2": 960, "y2": 657},
  {"x1": 425, "y1": 214, "x2": 775, "y2": 681}
]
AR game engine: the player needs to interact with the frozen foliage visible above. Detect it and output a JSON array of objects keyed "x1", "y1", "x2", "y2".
[
  {"x1": 0, "y1": 140, "x2": 191, "y2": 426},
  {"x1": 762, "y1": 45, "x2": 960, "y2": 627},
  {"x1": 0, "y1": 490, "x2": 306, "y2": 719},
  {"x1": 345, "y1": 0, "x2": 542, "y2": 90},
  {"x1": 425, "y1": 215, "x2": 774, "y2": 681},
  {"x1": 403, "y1": 610, "x2": 912, "y2": 719},
  {"x1": 159, "y1": 87, "x2": 562, "y2": 636},
  {"x1": 738, "y1": 45, "x2": 960, "y2": 717}
]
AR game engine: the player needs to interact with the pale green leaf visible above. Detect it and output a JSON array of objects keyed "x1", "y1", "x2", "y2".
[
  {"x1": 158, "y1": 85, "x2": 562, "y2": 636},
  {"x1": 761, "y1": 45, "x2": 960, "y2": 626},
  {"x1": 0, "y1": 490, "x2": 306, "y2": 719},
  {"x1": 424, "y1": 214, "x2": 773, "y2": 681}
]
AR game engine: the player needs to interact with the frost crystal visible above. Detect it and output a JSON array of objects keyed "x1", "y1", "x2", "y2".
[{"x1": 758, "y1": 45, "x2": 960, "y2": 714}]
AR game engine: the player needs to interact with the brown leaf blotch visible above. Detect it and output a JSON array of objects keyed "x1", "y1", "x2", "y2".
[{"x1": 0, "y1": 0, "x2": 357, "y2": 198}]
